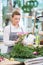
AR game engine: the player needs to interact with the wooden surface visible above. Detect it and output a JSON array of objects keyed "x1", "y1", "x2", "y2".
[{"x1": 0, "y1": 58, "x2": 21, "y2": 65}]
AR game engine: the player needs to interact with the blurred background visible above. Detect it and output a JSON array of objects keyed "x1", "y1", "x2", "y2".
[
  {"x1": 0, "y1": 0, "x2": 43, "y2": 53},
  {"x1": 0, "y1": 0, "x2": 43, "y2": 42}
]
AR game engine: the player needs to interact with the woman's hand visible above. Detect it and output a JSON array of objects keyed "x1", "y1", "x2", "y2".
[{"x1": 14, "y1": 38, "x2": 20, "y2": 43}]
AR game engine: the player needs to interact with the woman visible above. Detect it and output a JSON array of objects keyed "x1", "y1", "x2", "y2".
[{"x1": 3, "y1": 10, "x2": 24, "y2": 53}]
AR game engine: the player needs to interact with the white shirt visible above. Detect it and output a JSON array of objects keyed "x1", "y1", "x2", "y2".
[{"x1": 3, "y1": 24, "x2": 24, "y2": 46}]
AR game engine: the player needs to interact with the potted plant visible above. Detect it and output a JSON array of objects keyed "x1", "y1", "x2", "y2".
[{"x1": 13, "y1": 0, "x2": 38, "y2": 16}]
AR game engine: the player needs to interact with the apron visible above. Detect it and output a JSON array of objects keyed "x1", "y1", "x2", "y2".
[{"x1": 7, "y1": 25, "x2": 23, "y2": 53}]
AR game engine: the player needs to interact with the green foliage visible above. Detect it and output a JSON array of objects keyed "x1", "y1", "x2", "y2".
[
  {"x1": 13, "y1": 0, "x2": 21, "y2": 8},
  {"x1": 9, "y1": 43, "x2": 36, "y2": 59},
  {"x1": 13, "y1": 0, "x2": 38, "y2": 13},
  {"x1": 0, "y1": 45, "x2": 43, "y2": 59},
  {"x1": 34, "y1": 46, "x2": 40, "y2": 52},
  {"x1": 0, "y1": 53, "x2": 3, "y2": 57},
  {"x1": 0, "y1": 52, "x2": 10, "y2": 59},
  {"x1": 9, "y1": 43, "x2": 43, "y2": 59},
  {"x1": 2, "y1": 6, "x2": 8, "y2": 19},
  {"x1": 22, "y1": 0, "x2": 38, "y2": 13},
  {"x1": 38, "y1": 47, "x2": 43, "y2": 56}
]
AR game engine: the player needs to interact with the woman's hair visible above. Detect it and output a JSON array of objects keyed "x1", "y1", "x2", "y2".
[{"x1": 12, "y1": 10, "x2": 21, "y2": 17}]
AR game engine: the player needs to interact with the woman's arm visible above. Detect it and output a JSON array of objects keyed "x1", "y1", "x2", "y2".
[{"x1": 3, "y1": 26, "x2": 16, "y2": 46}]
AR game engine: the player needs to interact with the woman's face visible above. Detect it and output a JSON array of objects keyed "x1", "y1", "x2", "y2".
[{"x1": 12, "y1": 15, "x2": 21, "y2": 26}]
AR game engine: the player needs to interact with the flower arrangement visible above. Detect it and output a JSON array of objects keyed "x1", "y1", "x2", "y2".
[
  {"x1": 9, "y1": 44, "x2": 43, "y2": 59},
  {"x1": 0, "y1": 33, "x2": 43, "y2": 60}
]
